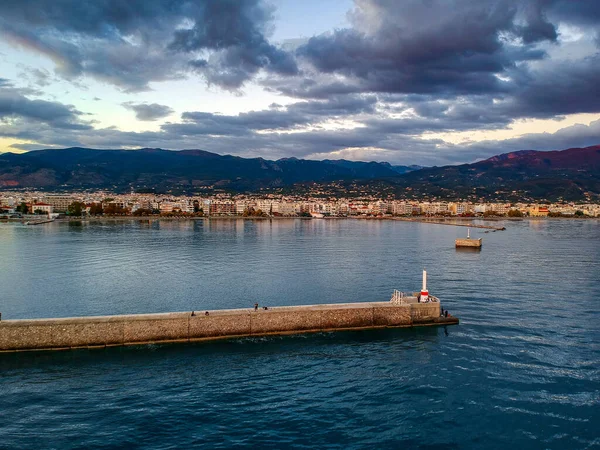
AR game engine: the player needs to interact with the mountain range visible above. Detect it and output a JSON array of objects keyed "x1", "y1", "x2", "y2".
[
  {"x1": 0, "y1": 145, "x2": 599, "y2": 200},
  {"x1": 0, "y1": 147, "x2": 418, "y2": 192},
  {"x1": 387, "y1": 145, "x2": 600, "y2": 201}
]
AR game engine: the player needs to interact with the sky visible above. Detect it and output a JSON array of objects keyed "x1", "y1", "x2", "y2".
[{"x1": 0, "y1": 0, "x2": 599, "y2": 166}]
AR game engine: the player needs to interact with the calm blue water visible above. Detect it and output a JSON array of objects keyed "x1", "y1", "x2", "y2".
[{"x1": 0, "y1": 218, "x2": 599, "y2": 449}]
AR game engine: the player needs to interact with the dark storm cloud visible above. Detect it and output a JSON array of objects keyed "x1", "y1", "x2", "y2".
[
  {"x1": 506, "y1": 54, "x2": 600, "y2": 118},
  {"x1": 191, "y1": 44, "x2": 297, "y2": 90},
  {"x1": 0, "y1": 87, "x2": 91, "y2": 130},
  {"x1": 0, "y1": 0, "x2": 295, "y2": 91},
  {"x1": 260, "y1": 0, "x2": 600, "y2": 129},
  {"x1": 284, "y1": 0, "x2": 595, "y2": 102},
  {"x1": 169, "y1": 0, "x2": 298, "y2": 88},
  {"x1": 122, "y1": 102, "x2": 174, "y2": 121},
  {"x1": 293, "y1": 0, "x2": 523, "y2": 96},
  {"x1": 518, "y1": 0, "x2": 558, "y2": 44},
  {"x1": 165, "y1": 95, "x2": 377, "y2": 136},
  {"x1": 546, "y1": 0, "x2": 600, "y2": 27}
]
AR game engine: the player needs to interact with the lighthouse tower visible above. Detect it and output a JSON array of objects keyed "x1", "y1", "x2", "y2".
[{"x1": 420, "y1": 269, "x2": 429, "y2": 303}]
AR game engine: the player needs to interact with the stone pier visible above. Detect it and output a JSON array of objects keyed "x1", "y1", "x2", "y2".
[{"x1": 0, "y1": 301, "x2": 458, "y2": 353}]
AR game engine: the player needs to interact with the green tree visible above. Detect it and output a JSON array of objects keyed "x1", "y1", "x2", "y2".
[
  {"x1": 89, "y1": 203, "x2": 103, "y2": 215},
  {"x1": 483, "y1": 210, "x2": 499, "y2": 217},
  {"x1": 133, "y1": 208, "x2": 153, "y2": 216},
  {"x1": 242, "y1": 207, "x2": 267, "y2": 217},
  {"x1": 574, "y1": 210, "x2": 584, "y2": 217},
  {"x1": 67, "y1": 201, "x2": 85, "y2": 216},
  {"x1": 104, "y1": 204, "x2": 128, "y2": 215},
  {"x1": 16, "y1": 202, "x2": 29, "y2": 214},
  {"x1": 507, "y1": 209, "x2": 523, "y2": 217}
]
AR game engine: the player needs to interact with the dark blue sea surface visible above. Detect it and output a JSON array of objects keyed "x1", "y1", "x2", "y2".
[{"x1": 0, "y1": 218, "x2": 599, "y2": 449}]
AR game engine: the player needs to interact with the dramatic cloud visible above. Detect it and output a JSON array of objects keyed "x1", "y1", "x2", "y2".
[
  {"x1": 170, "y1": 0, "x2": 298, "y2": 89},
  {"x1": 0, "y1": 0, "x2": 295, "y2": 91},
  {"x1": 258, "y1": 0, "x2": 600, "y2": 161},
  {"x1": 0, "y1": 0, "x2": 599, "y2": 165},
  {"x1": 0, "y1": 86, "x2": 91, "y2": 130},
  {"x1": 7, "y1": 99, "x2": 600, "y2": 167},
  {"x1": 165, "y1": 95, "x2": 377, "y2": 136},
  {"x1": 291, "y1": 0, "x2": 529, "y2": 96},
  {"x1": 122, "y1": 102, "x2": 174, "y2": 121},
  {"x1": 265, "y1": 0, "x2": 600, "y2": 116}
]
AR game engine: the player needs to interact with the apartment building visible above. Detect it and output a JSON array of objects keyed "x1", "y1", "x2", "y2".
[{"x1": 43, "y1": 195, "x2": 77, "y2": 213}]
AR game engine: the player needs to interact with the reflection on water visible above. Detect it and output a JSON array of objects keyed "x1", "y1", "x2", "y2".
[{"x1": 455, "y1": 246, "x2": 482, "y2": 253}]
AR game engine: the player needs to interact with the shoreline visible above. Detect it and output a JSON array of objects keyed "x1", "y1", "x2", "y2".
[{"x1": 1, "y1": 215, "x2": 598, "y2": 225}]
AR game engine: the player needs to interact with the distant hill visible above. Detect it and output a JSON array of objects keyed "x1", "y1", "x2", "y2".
[
  {"x1": 380, "y1": 145, "x2": 600, "y2": 201},
  {"x1": 0, "y1": 147, "x2": 413, "y2": 192},
  {"x1": 0, "y1": 145, "x2": 598, "y2": 200},
  {"x1": 322, "y1": 159, "x2": 421, "y2": 175}
]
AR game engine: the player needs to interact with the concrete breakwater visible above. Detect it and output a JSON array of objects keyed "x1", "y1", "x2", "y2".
[
  {"x1": 0, "y1": 301, "x2": 457, "y2": 352},
  {"x1": 455, "y1": 238, "x2": 482, "y2": 248}
]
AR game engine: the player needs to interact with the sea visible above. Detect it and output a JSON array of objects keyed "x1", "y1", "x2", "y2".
[{"x1": 0, "y1": 218, "x2": 598, "y2": 449}]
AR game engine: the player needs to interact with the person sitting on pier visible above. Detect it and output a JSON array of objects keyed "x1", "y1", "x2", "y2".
[
  {"x1": 205, "y1": 311, "x2": 209, "y2": 316},
  {"x1": 263, "y1": 306, "x2": 268, "y2": 310}
]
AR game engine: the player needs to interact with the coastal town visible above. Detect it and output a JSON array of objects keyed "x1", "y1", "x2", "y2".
[{"x1": 1, "y1": 191, "x2": 599, "y2": 219}]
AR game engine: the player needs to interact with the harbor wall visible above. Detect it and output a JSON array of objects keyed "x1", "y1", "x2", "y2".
[
  {"x1": 455, "y1": 238, "x2": 482, "y2": 248},
  {"x1": 0, "y1": 301, "x2": 454, "y2": 352}
]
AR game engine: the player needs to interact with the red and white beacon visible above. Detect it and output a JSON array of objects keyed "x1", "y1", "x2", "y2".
[{"x1": 420, "y1": 269, "x2": 429, "y2": 303}]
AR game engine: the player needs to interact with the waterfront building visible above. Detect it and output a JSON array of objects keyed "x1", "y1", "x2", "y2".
[
  {"x1": 370, "y1": 200, "x2": 390, "y2": 215},
  {"x1": 31, "y1": 203, "x2": 54, "y2": 215},
  {"x1": 449, "y1": 202, "x2": 472, "y2": 215},
  {"x1": 0, "y1": 204, "x2": 15, "y2": 214},
  {"x1": 43, "y1": 195, "x2": 77, "y2": 213},
  {"x1": 529, "y1": 205, "x2": 550, "y2": 217},
  {"x1": 278, "y1": 201, "x2": 300, "y2": 216},
  {"x1": 256, "y1": 200, "x2": 273, "y2": 214},
  {"x1": 235, "y1": 200, "x2": 252, "y2": 215},
  {"x1": 209, "y1": 200, "x2": 236, "y2": 215},
  {"x1": 549, "y1": 204, "x2": 577, "y2": 215},
  {"x1": 420, "y1": 202, "x2": 448, "y2": 215},
  {"x1": 491, "y1": 203, "x2": 511, "y2": 215},
  {"x1": 391, "y1": 201, "x2": 412, "y2": 216}
]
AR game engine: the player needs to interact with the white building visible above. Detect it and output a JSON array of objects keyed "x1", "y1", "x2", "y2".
[{"x1": 31, "y1": 203, "x2": 54, "y2": 215}]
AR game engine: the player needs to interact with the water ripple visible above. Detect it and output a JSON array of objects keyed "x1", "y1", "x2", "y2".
[{"x1": 0, "y1": 219, "x2": 599, "y2": 449}]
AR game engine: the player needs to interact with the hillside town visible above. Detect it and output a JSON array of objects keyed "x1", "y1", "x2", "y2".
[{"x1": 1, "y1": 191, "x2": 599, "y2": 219}]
